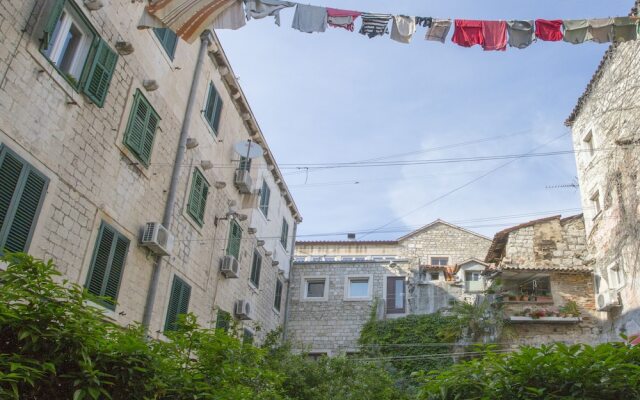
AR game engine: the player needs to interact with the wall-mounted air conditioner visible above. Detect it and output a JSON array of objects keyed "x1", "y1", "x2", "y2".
[
  {"x1": 141, "y1": 222, "x2": 174, "y2": 256},
  {"x1": 234, "y1": 169, "x2": 253, "y2": 194},
  {"x1": 220, "y1": 255, "x2": 240, "y2": 278},
  {"x1": 234, "y1": 299, "x2": 252, "y2": 320}
]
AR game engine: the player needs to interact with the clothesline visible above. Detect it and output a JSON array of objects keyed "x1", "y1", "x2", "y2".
[{"x1": 140, "y1": 0, "x2": 639, "y2": 50}]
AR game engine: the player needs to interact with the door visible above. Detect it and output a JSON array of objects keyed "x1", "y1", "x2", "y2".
[{"x1": 386, "y1": 276, "x2": 406, "y2": 314}]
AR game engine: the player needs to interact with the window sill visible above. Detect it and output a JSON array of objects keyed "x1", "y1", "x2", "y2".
[
  {"x1": 344, "y1": 297, "x2": 372, "y2": 302},
  {"x1": 147, "y1": 30, "x2": 179, "y2": 70},
  {"x1": 26, "y1": 42, "x2": 84, "y2": 106},
  {"x1": 302, "y1": 297, "x2": 328, "y2": 302},
  {"x1": 248, "y1": 281, "x2": 260, "y2": 294},
  {"x1": 115, "y1": 142, "x2": 152, "y2": 179},
  {"x1": 200, "y1": 112, "x2": 220, "y2": 139},
  {"x1": 84, "y1": 300, "x2": 118, "y2": 322},
  {"x1": 272, "y1": 307, "x2": 281, "y2": 316},
  {"x1": 592, "y1": 210, "x2": 603, "y2": 222}
]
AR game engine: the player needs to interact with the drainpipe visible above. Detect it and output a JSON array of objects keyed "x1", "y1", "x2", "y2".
[
  {"x1": 142, "y1": 30, "x2": 214, "y2": 332},
  {"x1": 282, "y1": 221, "x2": 299, "y2": 342}
]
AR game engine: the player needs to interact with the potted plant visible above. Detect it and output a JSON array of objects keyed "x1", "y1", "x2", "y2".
[
  {"x1": 559, "y1": 301, "x2": 580, "y2": 317},
  {"x1": 507, "y1": 291, "x2": 517, "y2": 301},
  {"x1": 536, "y1": 290, "x2": 553, "y2": 302},
  {"x1": 531, "y1": 309, "x2": 546, "y2": 319}
]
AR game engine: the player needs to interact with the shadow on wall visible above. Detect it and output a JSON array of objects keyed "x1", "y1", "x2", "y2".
[{"x1": 411, "y1": 283, "x2": 457, "y2": 315}]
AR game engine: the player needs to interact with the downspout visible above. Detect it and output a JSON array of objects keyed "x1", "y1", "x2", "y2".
[
  {"x1": 142, "y1": 30, "x2": 214, "y2": 332},
  {"x1": 282, "y1": 221, "x2": 298, "y2": 342}
]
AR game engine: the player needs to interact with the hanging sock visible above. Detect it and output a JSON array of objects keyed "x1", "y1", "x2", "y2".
[
  {"x1": 563, "y1": 20, "x2": 592, "y2": 44},
  {"x1": 327, "y1": 8, "x2": 361, "y2": 32},
  {"x1": 482, "y1": 21, "x2": 507, "y2": 51},
  {"x1": 452, "y1": 20, "x2": 484, "y2": 47},
  {"x1": 213, "y1": 0, "x2": 246, "y2": 30},
  {"x1": 535, "y1": 19, "x2": 563, "y2": 41},
  {"x1": 291, "y1": 4, "x2": 327, "y2": 33},
  {"x1": 425, "y1": 19, "x2": 451, "y2": 43},
  {"x1": 390, "y1": 15, "x2": 417, "y2": 44},
  {"x1": 245, "y1": 0, "x2": 295, "y2": 26},
  {"x1": 415, "y1": 17, "x2": 433, "y2": 28},
  {"x1": 589, "y1": 18, "x2": 614, "y2": 43},
  {"x1": 507, "y1": 20, "x2": 535, "y2": 49},
  {"x1": 613, "y1": 17, "x2": 639, "y2": 42},
  {"x1": 359, "y1": 13, "x2": 392, "y2": 38}
]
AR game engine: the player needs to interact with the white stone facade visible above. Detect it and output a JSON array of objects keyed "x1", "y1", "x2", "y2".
[{"x1": 0, "y1": 0, "x2": 300, "y2": 343}]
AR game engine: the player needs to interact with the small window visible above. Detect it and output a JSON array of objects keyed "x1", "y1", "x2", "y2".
[
  {"x1": 431, "y1": 257, "x2": 448, "y2": 266},
  {"x1": 466, "y1": 271, "x2": 481, "y2": 281},
  {"x1": 274, "y1": 279, "x2": 283, "y2": 311},
  {"x1": 429, "y1": 272, "x2": 440, "y2": 281},
  {"x1": 583, "y1": 131, "x2": 595, "y2": 158},
  {"x1": 347, "y1": 276, "x2": 370, "y2": 299},
  {"x1": 609, "y1": 263, "x2": 625, "y2": 290},
  {"x1": 203, "y1": 82, "x2": 223, "y2": 134},
  {"x1": 304, "y1": 278, "x2": 327, "y2": 299},
  {"x1": 280, "y1": 219, "x2": 289, "y2": 250},
  {"x1": 164, "y1": 275, "x2": 191, "y2": 332},
  {"x1": 243, "y1": 328, "x2": 254, "y2": 345},
  {"x1": 215, "y1": 310, "x2": 231, "y2": 333},
  {"x1": 85, "y1": 222, "x2": 130, "y2": 310},
  {"x1": 227, "y1": 220, "x2": 242, "y2": 259},
  {"x1": 591, "y1": 191, "x2": 602, "y2": 218},
  {"x1": 187, "y1": 168, "x2": 209, "y2": 226},
  {"x1": 308, "y1": 352, "x2": 327, "y2": 360},
  {"x1": 123, "y1": 90, "x2": 160, "y2": 167},
  {"x1": 0, "y1": 147, "x2": 48, "y2": 255},
  {"x1": 259, "y1": 181, "x2": 270, "y2": 217},
  {"x1": 153, "y1": 28, "x2": 178, "y2": 60},
  {"x1": 250, "y1": 250, "x2": 262, "y2": 287}
]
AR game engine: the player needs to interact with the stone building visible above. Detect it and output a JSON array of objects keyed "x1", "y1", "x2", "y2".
[
  {"x1": 0, "y1": 0, "x2": 301, "y2": 343},
  {"x1": 565, "y1": 1, "x2": 640, "y2": 341},
  {"x1": 286, "y1": 220, "x2": 491, "y2": 355},
  {"x1": 484, "y1": 215, "x2": 600, "y2": 346}
]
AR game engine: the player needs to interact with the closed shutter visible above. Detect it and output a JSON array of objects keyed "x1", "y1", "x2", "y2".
[
  {"x1": 124, "y1": 91, "x2": 159, "y2": 166},
  {"x1": 165, "y1": 276, "x2": 191, "y2": 332},
  {"x1": 215, "y1": 310, "x2": 231, "y2": 332},
  {"x1": 227, "y1": 220, "x2": 242, "y2": 259},
  {"x1": 0, "y1": 149, "x2": 48, "y2": 255},
  {"x1": 85, "y1": 223, "x2": 130, "y2": 310},
  {"x1": 274, "y1": 279, "x2": 283, "y2": 311},
  {"x1": 40, "y1": 0, "x2": 65, "y2": 50},
  {"x1": 82, "y1": 39, "x2": 118, "y2": 107},
  {"x1": 280, "y1": 219, "x2": 289, "y2": 250},
  {"x1": 212, "y1": 92, "x2": 223, "y2": 132},
  {"x1": 153, "y1": 28, "x2": 178, "y2": 59},
  {"x1": 187, "y1": 169, "x2": 208, "y2": 226},
  {"x1": 250, "y1": 250, "x2": 262, "y2": 287},
  {"x1": 259, "y1": 181, "x2": 270, "y2": 217}
]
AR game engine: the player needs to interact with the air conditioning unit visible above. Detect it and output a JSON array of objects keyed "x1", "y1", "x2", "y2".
[
  {"x1": 220, "y1": 255, "x2": 240, "y2": 278},
  {"x1": 597, "y1": 289, "x2": 622, "y2": 311},
  {"x1": 141, "y1": 222, "x2": 174, "y2": 256},
  {"x1": 234, "y1": 169, "x2": 253, "y2": 194},
  {"x1": 234, "y1": 299, "x2": 252, "y2": 320}
]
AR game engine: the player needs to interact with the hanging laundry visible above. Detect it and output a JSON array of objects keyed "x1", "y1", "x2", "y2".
[
  {"x1": 291, "y1": 4, "x2": 327, "y2": 33},
  {"x1": 425, "y1": 19, "x2": 452, "y2": 43},
  {"x1": 613, "y1": 17, "x2": 639, "y2": 42},
  {"x1": 415, "y1": 17, "x2": 433, "y2": 28},
  {"x1": 481, "y1": 21, "x2": 507, "y2": 51},
  {"x1": 563, "y1": 20, "x2": 592, "y2": 44},
  {"x1": 213, "y1": 0, "x2": 246, "y2": 30},
  {"x1": 359, "y1": 13, "x2": 392, "y2": 38},
  {"x1": 507, "y1": 20, "x2": 535, "y2": 49},
  {"x1": 452, "y1": 20, "x2": 484, "y2": 47},
  {"x1": 146, "y1": 0, "x2": 237, "y2": 42},
  {"x1": 245, "y1": 0, "x2": 295, "y2": 26},
  {"x1": 390, "y1": 15, "x2": 417, "y2": 44},
  {"x1": 535, "y1": 19, "x2": 563, "y2": 41},
  {"x1": 589, "y1": 18, "x2": 614, "y2": 44},
  {"x1": 326, "y1": 8, "x2": 361, "y2": 32}
]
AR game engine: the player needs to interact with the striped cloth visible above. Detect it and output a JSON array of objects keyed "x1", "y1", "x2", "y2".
[
  {"x1": 146, "y1": 0, "x2": 237, "y2": 43},
  {"x1": 359, "y1": 13, "x2": 392, "y2": 38}
]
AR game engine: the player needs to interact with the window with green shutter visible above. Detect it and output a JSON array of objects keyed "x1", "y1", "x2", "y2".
[
  {"x1": 243, "y1": 328, "x2": 254, "y2": 345},
  {"x1": 274, "y1": 279, "x2": 283, "y2": 312},
  {"x1": 165, "y1": 275, "x2": 191, "y2": 332},
  {"x1": 203, "y1": 82, "x2": 223, "y2": 135},
  {"x1": 82, "y1": 39, "x2": 118, "y2": 107},
  {"x1": 259, "y1": 181, "x2": 270, "y2": 217},
  {"x1": 250, "y1": 250, "x2": 262, "y2": 287},
  {"x1": 153, "y1": 28, "x2": 178, "y2": 60},
  {"x1": 227, "y1": 220, "x2": 242, "y2": 260},
  {"x1": 187, "y1": 168, "x2": 209, "y2": 226},
  {"x1": 123, "y1": 90, "x2": 160, "y2": 167},
  {"x1": 280, "y1": 219, "x2": 289, "y2": 250},
  {"x1": 85, "y1": 222, "x2": 130, "y2": 310},
  {"x1": 215, "y1": 310, "x2": 231, "y2": 333},
  {"x1": 0, "y1": 147, "x2": 48, "y2": 255}
]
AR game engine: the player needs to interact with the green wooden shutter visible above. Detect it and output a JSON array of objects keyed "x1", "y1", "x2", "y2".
[
  {"x1": 0, "y1": 152, "x2": 23, "y2": 234},
  {"x1": 280, "y1": 219, "x2": 289, "y2": 249},
  {"x1": 215, "y1": 310, "x2": 231, "y2": 332},
  {"x1": 227, "y1": 220, "x2": 242, "y2": 259},
  {"x1": 250, "y1": 250, "x2": 262, "y2": 287},
  {"x1": 212, "y1": 93, "x2": 223, "y2": 132},
  {"x1": 103, "y1": 235, "x2": 129, "y2": 304},
  {"x1": 274, "y1": 279, "x2": 283, "y2": 311},
  {"x1": 4, "y1": 171, "x2": 47, "y2": 253},
  {"x1": 204, "y1": 83, "x2": 216, "y2": 123},
  {"x1": 153, "y1": 28, "x2": 178, "y2": 59},
  {"x1": 124, "y1": 91, "x2": 159, "y2": 166},
  {"x1": 41, "y1": 0, "x2": 65, "y2": 50},
  {"x1": 259, "y1": 181, "x2": 270, "y2": 217},
  {"x1": 82, "y1": 39, "x2": 118, "y2": 107},
  {"x1": 165, "y1": 276, "x2": 191, "y2": 332},
  {"x1": 187, "y1": 169, "x2": 208, "y2": 226},
  {"x1": 141, "y1": 111, "x2": 159, "y2": 164}
]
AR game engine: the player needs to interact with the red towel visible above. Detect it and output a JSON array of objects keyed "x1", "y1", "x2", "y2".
[
  {"x1": 452, "y1": 20, "x2": 484, "y2": 47},
  {"x1": 535, "y1": 19, "x2": 563, "y2": 41},
  {"x1": 482, "y1": 21, "x2": 507, "y2": 51}
]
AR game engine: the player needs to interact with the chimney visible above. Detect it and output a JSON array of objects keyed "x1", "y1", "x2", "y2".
[{"x1": 347, "y1": 233, "x2": 356, "y2": 241}]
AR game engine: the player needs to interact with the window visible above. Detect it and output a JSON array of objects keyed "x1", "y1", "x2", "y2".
[
  {"x1": 41, "y1": 0, "x2": 117, "y2": 106},
  {"x1": 609, "y1": 262, "x2": 625, "y2": 290},
  {"x1": 250, "y1": 250, "x2": 262, "y2": 287},
  {"x1": 0, "y1": 147, "x2": 48, "y2": 255},
  {"x1": 274, "y1": 279, "x2": 283, "y2": 311},
  {"x1": 164, "y1": 276, "x2": 191, "y2": 332},
  {"x1": 123, "y1": 90, "x2": 160, "y2": 166},
  {"x1": 215, "y1": 310, "x2": 231, "y2": 333},
  {"x1": 85, "y1": 222, "x2": 130, "y2": 310},
  {"x1": 153, "y1": 28, "x2": 178, "y2": 60},
  {"x1": 465, "y1": 271, "x2": 483, "y2": 292},
  {"x1": 431, "y1": 257, "x2": 448, "y2": 266},
  {"x1": 203, "y1": 82, "x2": 223, "y2": 134},
  {"x1": 386, "y1": 276, "x2": 405, "y2": 314},
  {"x1": 591, "y1": 191, "x2": 602, "y2": 218},
  {"x1": 466, "y1": 271, "x2": 481, "y2": 281},
  {"x1": 346, "y1": 276, "x2": 371, "y2": 300},
  {"x1": 304, "y1": 277, "x2": 327, "y2": 300},
  {"x1": 429, "y1": 272, "x2": 440, "y2": 281},
  {"x1": 238, "y1": 156, "x2": 251, "y2": 171},
  {"x1": 227, "y1": 220, "x2": 242, "y2": 259},
  {"x1": 243, "y1": 328, "x2": 254, "y2": 345},
  {"x1": 187, "y1": 168, "x2": 209, "y2": 226},
  {"x1": 280, "y1": 219, "x2": 289, "y2": 250},
  {"x1": 259, "y1": 181, "x2": 270, "y2": 217},
  {"x1": 583, "y1": 131, "x2": 595, "y2": 158},
  {"x1": 308, "y1": 352, "x2": 327, "y2": 360}
]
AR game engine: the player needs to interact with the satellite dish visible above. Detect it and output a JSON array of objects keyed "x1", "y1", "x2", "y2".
[{"x1": 234, "y1": 140, "x2": 264, "y2": 159}]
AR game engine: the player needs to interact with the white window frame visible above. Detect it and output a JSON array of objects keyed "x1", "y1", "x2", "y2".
[
  {"x1": 302, "y1": 276, "x2": 329, "y2": 301},
  {"x1": 430, "y1": 256, "x2": 449, "y2": 266},
  {"x1": 344, "y1": 274, "x2": 373, "y2": 301},
  {"x1": 608, "y1": 261, "x2": 625, "y2": 290}
]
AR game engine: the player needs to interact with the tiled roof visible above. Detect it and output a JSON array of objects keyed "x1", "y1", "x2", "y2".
[
  {"x1": 295, "y1": 240, "x2": 398, "y2": 245},
  {"x1": 497, "y1": 264, "x2": 593, "y2": 274},
  {"x1": 485, "y1": 215, "x2": 561, "y2": 263}
]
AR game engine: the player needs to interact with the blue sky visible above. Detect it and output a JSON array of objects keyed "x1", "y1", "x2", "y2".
[{"x1": 217, "y1": 1, "x2": 632, "y2": 240}]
